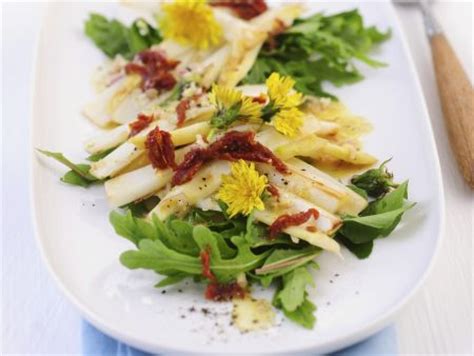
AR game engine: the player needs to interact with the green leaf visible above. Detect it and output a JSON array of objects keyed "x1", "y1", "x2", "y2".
[
  {"x1": 37, "y1": 149, "x2": 99, "y2": 187},
  {"x1": 60, "y1": 168, "x2": 93, "y2": 188},
  {"x1": 86, "y1": 147, "x2": 117, "y2": 162},
  {"x1": 84, "y1": 13, "x2": 162, "y2": 59},
  {"x1": 192, "y1": 225, "x2": 271, "y2": 282},
  {"x1": 276, "y1": 266, "x2": 315, "y2": 312},
  {"x1": 127, "y1": 19, "x2": 162, "y2": 55},
  {"x1": 340, "y1": 182, "x2": 414, "y2": 245},
  {"x1": 153, "y1": 216, "x2": 200, "y2": 256},
  {"x1": 121, "y1": 196, "x2": 160, "y2": 217},
  {"x1": 154, "y1": 273, "x2": 188, "y2": 288},
  {"x1": 280, "y1": 295, "x2": 317, "y2": 329},
  {"x1": 109, "y1": 210, "x2": 156, "y2": 246},
  {"x1": 337, "y1": 235, "x2": 373, "y2": 259},
  {"x1": 256, "y1": 247, "x2": 320, "y2": 276},
  {"x1": 244, "y1": 9, "x2": 390, "y2": 98},
  {"x1": 120, "y1": 238, "x2": 202, "y2": 276},
  {"x1": 341, "y1": 204, "x2": 414, "y2": 244},
  {"x1": 362, "y1": 181, "x2": 409, "y2": 216},
  {"x1": 347, "y1": 184, "x2": 369, "y2": 200},
  {"x1": 37, "y1": 149, "x2": 97, "y2": 180},
  {"x1": 351, "y1": 159, "x2": 397, "y2": 198}
]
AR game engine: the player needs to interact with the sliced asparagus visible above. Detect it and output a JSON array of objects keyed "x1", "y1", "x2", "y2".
[
  {"x1": 91, "y1": 121, "x2": 210, "y2": 179},
  {"x1": 285, "y1": 158, "x2": 368, "y2": 215},
  {"x1": 84, "y1": 124, "x2": 130, "y2": 154},
  {"x1": 149, "y1": 161, "x2": 231, "y2": 220},
  {"x1": 275, "y1": 134, "x2": 377, "y2": 165},
  {"x1": 104, "y1": 147, "x2": 191, "y2": 208},
  {"x1": 82, "y1": 75, "x2": 141, "y2": 127}
]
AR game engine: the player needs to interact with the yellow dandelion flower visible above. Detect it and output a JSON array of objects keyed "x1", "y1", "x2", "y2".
[
  {"x1": 266, "y1": 72, "x2": 303, "y2": 109},
  {"x1": 209, "y1": 84, "x2": 242, "y2": 111},
  {"x1": 273, "y1": 107, "x2": 304, "y2": 137},
  {"x1": 239, "y1": 96, "x2": 262, "y2": 122},
  {"x1": 159, "y1": 0, "x2": 222, "y2": 49},
  {"x1": 217, "y1": 160, "x2": 268, "y2": 217}
]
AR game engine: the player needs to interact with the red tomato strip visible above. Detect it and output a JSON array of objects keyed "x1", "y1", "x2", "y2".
[
  {"x1": 210, "y1": 0, "x2": 268, "y2": 20},
  {"x1": 125, "y1": 50, "x2": 179, "y2": 92},
  {"x1": 268, "y1": 208, "x2": 320, "y2": 239},
  {"x1": 172, "y1": 130, "x2": 288, "y2": 186},
  {"x1": 145, "y1": 127, "x2": 176, "y2": 170},
  {"x1": 128, "y1": 114, "x2": 153, "y2": 137},
  {"x1": 200, "y1": 248, "x2": 245, "y2": 301}
]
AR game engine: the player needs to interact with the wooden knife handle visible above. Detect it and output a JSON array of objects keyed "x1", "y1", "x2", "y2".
[{"x1": 430, "y1": 33, "x2": 474, "y2": 188}]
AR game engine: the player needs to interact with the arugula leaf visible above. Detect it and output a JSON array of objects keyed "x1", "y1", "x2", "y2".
[
  {"x1": 155, "y1": 273, "x2": 189, "y2": 288},
  {"x1": 86, "y1": 147, "x2": 117, "y2": 162},
  {"x1": 120, "y1": 238, "x2": 202, "y2": 276},
  {"x1": 255, "y1": 247, "x2": 320, "y2": 276},
  {"x1": 339, "y1": 182, "x2": 414, "y2": 253},
  {"x1": 276, "y1": 266, "x2": 315, "y2": 312},
  {"x1": 351, "y1": 159, "x2": 398, "y2": 198},
  {"x1": 127, "y1": 19, "x2": 162, "y2": 55},
  {"x1": 60, "y1": 167, "x2": 94, "y2": 188},
  {"x1": 84, "y1": 14, "x2": 162, "y2": 59},
  {"x1": 243, "y1": 9, "x2": 390, "y2": 98},
  {"x1": 272, "y1": 266, "x2": 317, "y2": 329},
  {"x1": 193, "y1": 225, "x2": 271, "y2": 282},
  {"x1": 122, "y1": 196, "x2": 160, "y2": 217},
  {"x1": 279, "y1": 295, "x2": 317, "y2": 329},
  {"x1": 37, "y1": 149, "x2": 99, "y2": 187},
  {"x1": 110, "y1": 210, "x2": 156, "y2": 246}
]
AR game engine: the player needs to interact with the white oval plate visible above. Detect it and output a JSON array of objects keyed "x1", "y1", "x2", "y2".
[{"x1": 31, "y1": 1, "x2": 444, "y2": 354}]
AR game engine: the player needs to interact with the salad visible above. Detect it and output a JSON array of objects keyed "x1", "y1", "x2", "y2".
[{"x1": 39, "y1": 0, "x2": 414, "y2": 331}]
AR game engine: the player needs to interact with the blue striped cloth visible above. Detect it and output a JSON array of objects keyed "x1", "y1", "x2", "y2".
[{"x1": 83, "y1": 321, "x2": 397, "y2": 355}]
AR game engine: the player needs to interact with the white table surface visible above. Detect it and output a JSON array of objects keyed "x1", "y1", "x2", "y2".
[{"x1": 1, "y1": 2, "x2": 472, "y2": 354}]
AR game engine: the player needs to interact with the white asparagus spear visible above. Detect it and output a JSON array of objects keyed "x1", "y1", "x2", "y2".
[
  {"x1": 82, "y1": 75, "x2": 141, "y2": 127},
  {"x1": 107, "y1": 165, "x2": 173, "y2": 208},
  {"x1": 149, "y1": 161, "x2": 231, "y2": 220},
  {"x1": 111, "y1": 89, "x2": 176, "y2": 125},
  {"x1": 84, "y1": 103, "x2": 214, "y2": 155},
  {"x1": 104, "y1": 147, "x2": 191, "y2": 208},
  {"x1": 256, "y1": 163, "x2": 342, "y2": 214},
  {"x1": 256, "y1": 117, "x2": 339, "y2": 151},
  {"x1": 90, "y1": 121, "x2": 210, "y2": 179},
  {"x1": 218, "y1": 5, "x2": 303, "y2": 88},
  {"x1": 198, "y1": 45, "x2": 232, "y2": 88},
  {"x1": 103, "y1": 122, "x2": 337, "y2": 205},
  {"x1": 84, "y1": 124, "x2": 130, "y2": 155},
  {"x1": 285, "y1": 158, "x2": 368, "y2": 215}
]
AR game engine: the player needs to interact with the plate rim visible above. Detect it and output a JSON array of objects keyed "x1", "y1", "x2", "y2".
[{"x1": 29, "y1": 2, "x2": 446, "y2": 354}]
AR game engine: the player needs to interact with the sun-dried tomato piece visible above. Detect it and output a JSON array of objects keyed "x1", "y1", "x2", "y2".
[
  {"x1": 266, "y1": 184, "x2": 280, "y2": 198},
  {"x1": 200, "y1": 247, "x2": 245, "y2": 301},
  {"x1": 175, "y1": 94, "x2": 204, "y2": 127},
  {"x1": 125, "y1": 50, "x2": 179, "y2": 92},
  {"x1": 205, "y1": 282, "x2": 246, "y2": 301},
  {"x1": 171, "y1": 130, "x2": 288, "y2": 186},
  {"x1": 200, "y1": 248, "x2": 216, "y2": 282},
  {"x1": 268, "y1": 208, "x2": 320, "y2": 239},
  {"x1": 176, "y1": 99, "x2": 191, "y2": 128},
  {"x1": 128, "y1": 114, "x2": 153, "y2": 137},
  {"x1": 210, "y1": 0, "x2": 268, "y2": 20},
  {"x1": 252, "y1": 94, "x2": 267, "y2": 104},
  {"x1": 145, "y1": 127, "x2": 176, "y2": 170}
]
